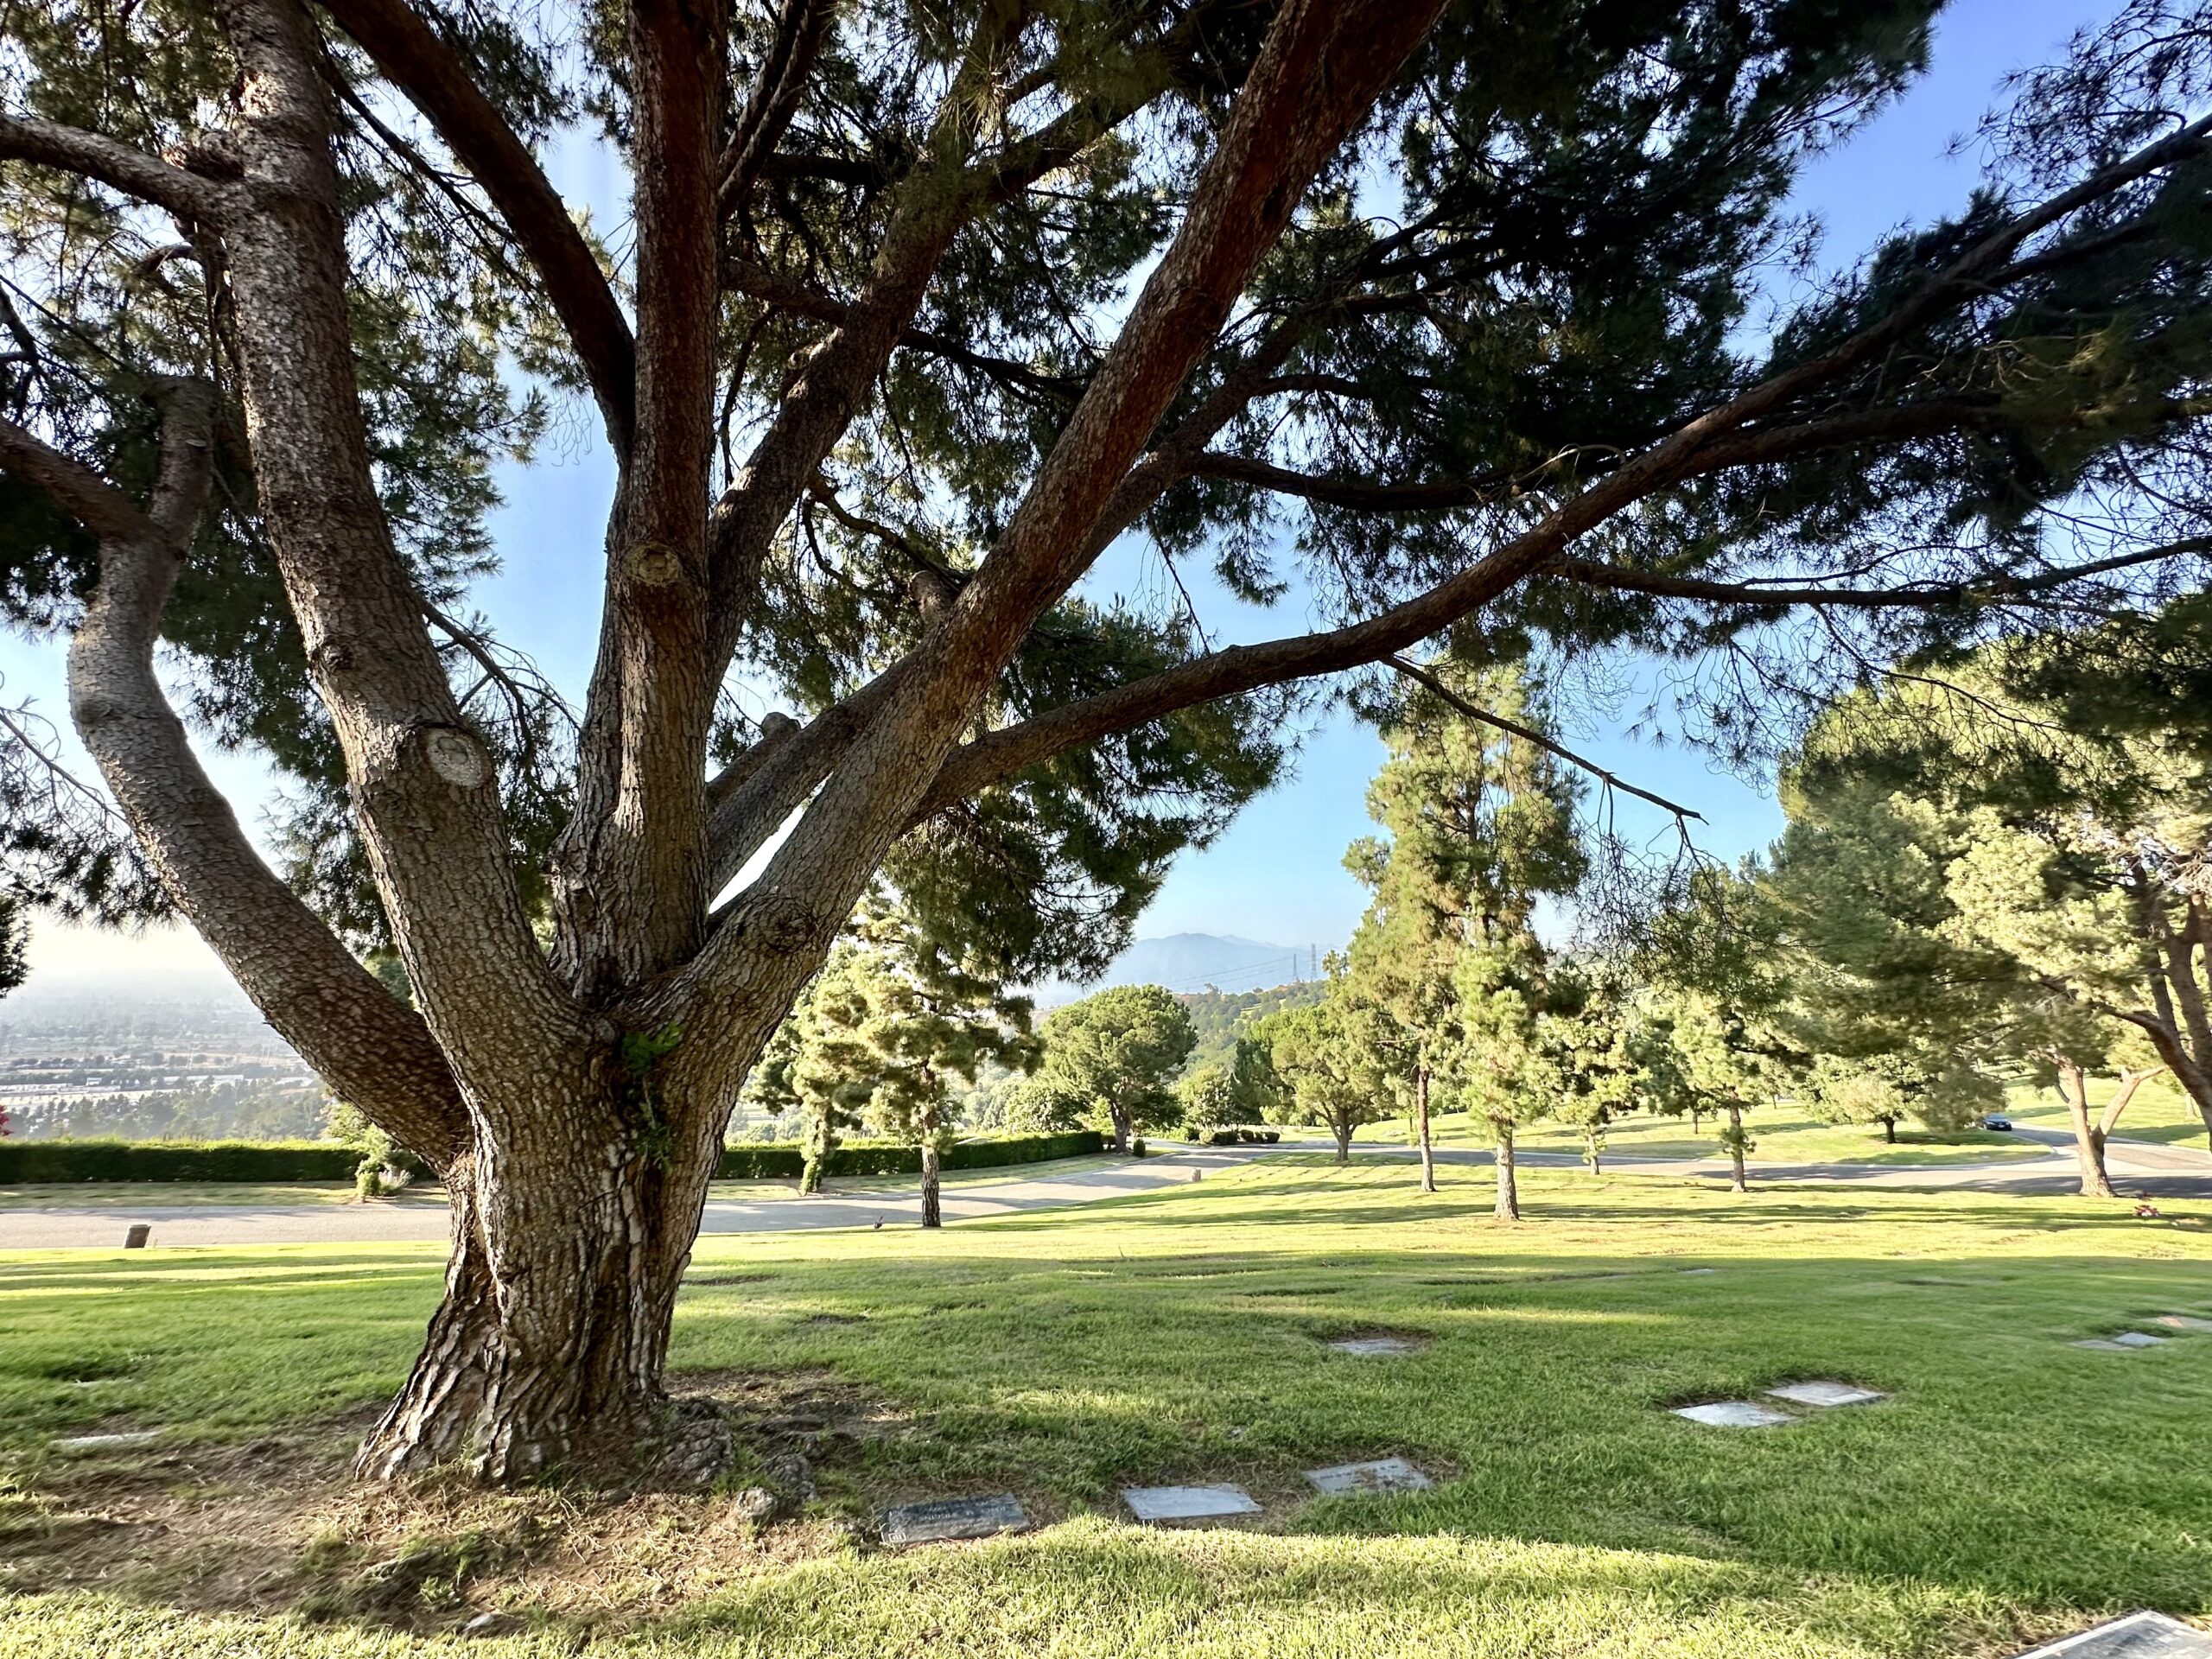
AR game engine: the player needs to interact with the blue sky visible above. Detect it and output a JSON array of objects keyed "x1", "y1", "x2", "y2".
[{"x1": 4, "y1": 0, "x2": 2110, "y2": 981}]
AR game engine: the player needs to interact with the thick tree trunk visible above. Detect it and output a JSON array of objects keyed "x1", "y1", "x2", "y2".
[
  {"x1": 1726, "y1": 1103, "x2": 1748, "y2": 1193},
  {"x1": 1882, "y1": 1115, "x2": 1897, "y2": 1145},
  {"x1": 1332, "y1": 1116, "x2": 1351, "y2": 1165},
  {"x1": 1414, "y1": 1065, "x2": 1436, "y2": 1193},
  {"x1": 920, "y1": 1140, "x2": 942, "y2": 1229},
  {"x1": 2056, "y1": 1059, "x2": 2116, "y2": 1199},
  {"x1": 1585, "y1": 1128, "x2": 1603, "y2": 1176},
  {"x1": 355, "y1": 1065, "x2": 735, "y2": 1484},
  {"x1": 1109, "y1": 1100, "x2": 1133, "y2": 1154},
  {"x1": 1493, "y1": 1120, "x2": 1518, "y2": 1221}
]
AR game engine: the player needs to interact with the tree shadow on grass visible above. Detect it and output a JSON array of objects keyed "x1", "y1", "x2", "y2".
[{"x1": 3, "y1": 1211, "x2": 2210, "y2": 1646}]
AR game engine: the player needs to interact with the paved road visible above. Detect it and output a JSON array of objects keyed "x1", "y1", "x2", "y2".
[
  {"x1": 1393, "y1": 1123, "x2": 2212, "y2": 1199},
  {"x1": 0, "y1": 1146, "x2": 1269, "y2": 1250},
  {"x1": 3, "y1": 1129, "x2": 2206, "y2": 1251}
]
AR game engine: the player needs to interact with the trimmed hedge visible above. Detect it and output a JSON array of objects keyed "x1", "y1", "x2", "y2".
[
  {"x1": 1185, "y1": 1126, "x2": 1281, "y2": 1147},
  {"x1": 0, "y1": 1139, "x2": 360, "y2": 1184},
  {"x1": 0, "y1": 1128, "x2": 1109, "y2": 1185},
  {"x1": 718, "y1": 1128, "x2": 1103, "y2": 1181}
]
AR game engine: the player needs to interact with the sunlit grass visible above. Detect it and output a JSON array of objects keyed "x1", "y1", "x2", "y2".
[
  {"x1": 3, "y1": 1159, "x2": 2209, "y2": 1656},
  {"x1": 1360, "y1": 1108, "x2": 2044, "y2": 1165}
]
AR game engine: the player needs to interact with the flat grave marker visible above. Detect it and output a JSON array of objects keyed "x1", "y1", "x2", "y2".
[
  {"x1": 2008, "y1": 1609, "x2": 2212, "y2": 1656},
  {"x1": 1764, "y1": 1380, "x2": 1888, "y2": 1408},
  {"x1": 2154, "y1": 1314, "x2": 2212, "y2": 1332},
  {"x1": 52, "y1": 1430, "x2": 162, "y2": 1452},
  {"x1": 1122, "y1": 1484, "x2": 1262, "y2": 1523},
  {"x1": 1328, "y1": 1337, "x2": 1420, "y2": 1357},
  {"x1": 2072, "y1": 1332, "x2": 2171, "y2": 1351},
  {"x1": 1671, "y1": 1401, "x2": 1796, "y2": 1428},
  {"x1": 879, "y1": 1493, "x2": 1028, "y2": 1545},
  {"x1": 1304, "y1": 1457, "x2": 1433, "y2": 1497}
]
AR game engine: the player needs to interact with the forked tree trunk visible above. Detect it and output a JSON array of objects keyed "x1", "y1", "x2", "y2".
[
  {"x1": 2055, "y1": 1059, "x2": 2117, "y2": 1198},
  {"x1": 354, "y1": 1089, "x2": 729, "y2": 1484},
  {"x1": 1414, "y1": 1064, "x2": 1436, "y2": 1193},
  {"x1": 1332, "y1": 1116, "x2": 1352, "y2": 1164},
  {"x1": 1726, "y1": 1103, "x2": 1748, "y2": 1193},
  {"x1": 2100, "y1": 1067, "x2": 2159, "y2": 1140},
  {"x1": 1109, "y1": 1100, "x2": 1133, "y2": 1154},
  {"x1": 1585, "y1": 1127, "x2": 1603, "y2": 1176},
  {"x1": 1493, "y1": 1120, "x2": 1518, "y2": 1221}
]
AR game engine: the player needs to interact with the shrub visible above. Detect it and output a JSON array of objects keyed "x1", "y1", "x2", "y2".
[
  {"x1": 0, "y1": 1140, "x2": 360, "y2": 1183},
  {"x1": 717, "y1": 1129, "x2": 1103, "y2": 1181},
  {"x1": 1192, "y1": 1126, "x2": 1280, "y2": 1147},
  {"x1": 0, "y1": 1129, "x2": 1107, "y2": 1185}
]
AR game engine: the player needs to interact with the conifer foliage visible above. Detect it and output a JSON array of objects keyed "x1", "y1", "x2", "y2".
[{"x1": 2, "y1": 0, "x2": 2209, "y2": 1479}]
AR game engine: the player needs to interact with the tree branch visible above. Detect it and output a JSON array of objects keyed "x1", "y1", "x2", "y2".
[
  {"x1": 1549, "y1": 537, "x2": 2211, "y2": 609},
  {"x1": 318, "y1": 0, "x2": 637, "y2": 452},
  {"x1": 726, "y1": 0, "x2": 1452, "y2": 947},
  {"x1": 0, "y1": 113, "x2": 227, "y2": 220},
  {"x1": 0, "y1": 383, "x2": 470, "y2": 1162},
  {"x1": 906, "y1": 449, "x2": 2212, "y2": 824},
  {"x1": 718, "y1": 0, "x2": 835, "y2": 226},
  {"x1": 0, "y1": 415, "x2": 159, "y2": 543},
  {"x1": 1382, "y1": 654, "x2": 1704, "y2": 826}
]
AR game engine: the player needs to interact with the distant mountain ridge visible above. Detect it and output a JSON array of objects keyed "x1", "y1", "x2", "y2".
[{"x1": 1031, "y1": 932, "x2": 1317, "y2": 1007}]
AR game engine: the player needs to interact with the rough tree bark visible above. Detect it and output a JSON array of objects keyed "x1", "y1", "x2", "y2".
[
  {"x1": 919, "y1": 1141, "x2": 943, "y2": 1230},
  {"x1": 1492, "y1": 1121, "x2": 1519, "y2": 1221},
  {"x1": 1726, "y1": 1103, "x2": 1749, "y2": 1194},
  {"x1": 1332, "y1": 1113, "x2": 1353, "y2": 1165},
  {"x1": 2101, "y1": 1067, "x2": 2161, "y2": 1141},
  {"x1": 2052, "y1": 1059, "x2": 2118, "y2": 1199},
  {"x1": 1414, "y1": 1064, "x2": 1437, "y2": 1194},
  {"x1": 7, "y1": 0, "x2": 2205, "y2": 1489}
]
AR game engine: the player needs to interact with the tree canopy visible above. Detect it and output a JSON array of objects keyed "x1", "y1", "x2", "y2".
[
  {"x1": 2, "y1": 0, "x2": 2209, "y2": 1482},
  {"x1": 1030, "y1": 982, "x2": 1196, "y2": 1151}
]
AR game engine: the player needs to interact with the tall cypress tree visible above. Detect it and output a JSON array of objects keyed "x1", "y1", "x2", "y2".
[{"x1": 1340, "y1": 660, "x2": 1585, "y2": 1204}]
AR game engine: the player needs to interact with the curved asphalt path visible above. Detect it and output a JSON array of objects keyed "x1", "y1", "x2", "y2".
[
  {"x1": 3, "y1": 1127, "x2": 2206, "y2": 1250},
  {"x1": 0, "y1": 1146, "x2": 1268, "y2": 1250}
]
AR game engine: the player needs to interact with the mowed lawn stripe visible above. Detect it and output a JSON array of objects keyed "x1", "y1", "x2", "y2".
[{"x1": 1, "y1": 1160, "x2": 2208, "y2": 1656}]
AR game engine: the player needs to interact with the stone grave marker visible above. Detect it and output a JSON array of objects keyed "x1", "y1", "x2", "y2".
[
  {"x1": 2072, "y1": 1332, "x2": 2171, "y2": 1351},
  {"x1": 1122, "y1": 1484, "x2": 1261, "y2": 1522},
  {"x1": 1328, "y1": 1336, "x2": 1420, "y2": 1357},
  {"x1": 1304, "y1": 1457, "x2": 1433, "y2": 1497},
  {"x1": 1764, "y1": 1380, "x2": 1888, "y2": 1408},
  {"x1": 2154, "y1": 1314, "x2": 2212, "y2": 1333},
  {"x1": 879, "y1": 1493, "x2": 1028, "y2": 1545},
  {"x1": 123, "y1": 1224, "x2": 149, "y2": 1249},
  {"x1": 53, "y1": 1430, "x2": 162, "y2": 1452},
  {"x1": 2009, "y1": 1610, "x2": 2212, "y2": 1656},
  {"x1": 1671, "y1": 1401, "x2": 1796, "y2": 1428}
]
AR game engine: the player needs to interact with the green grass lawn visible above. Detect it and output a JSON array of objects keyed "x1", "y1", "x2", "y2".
[
  {"x1": 3, "y1": 1158, "x2": 2209, "y2": 1656},
  {"x1": 0, "y1": 1182, "x2": 436, "y2": 1210},
  {"x1": 1357, "y1": 1108, "x2": 2044, "y2": 1166}
]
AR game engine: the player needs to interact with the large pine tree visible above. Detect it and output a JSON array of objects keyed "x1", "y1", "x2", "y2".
[{"x1": 2, "y1": 0, "x2": 2209, "y2": 1479}]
